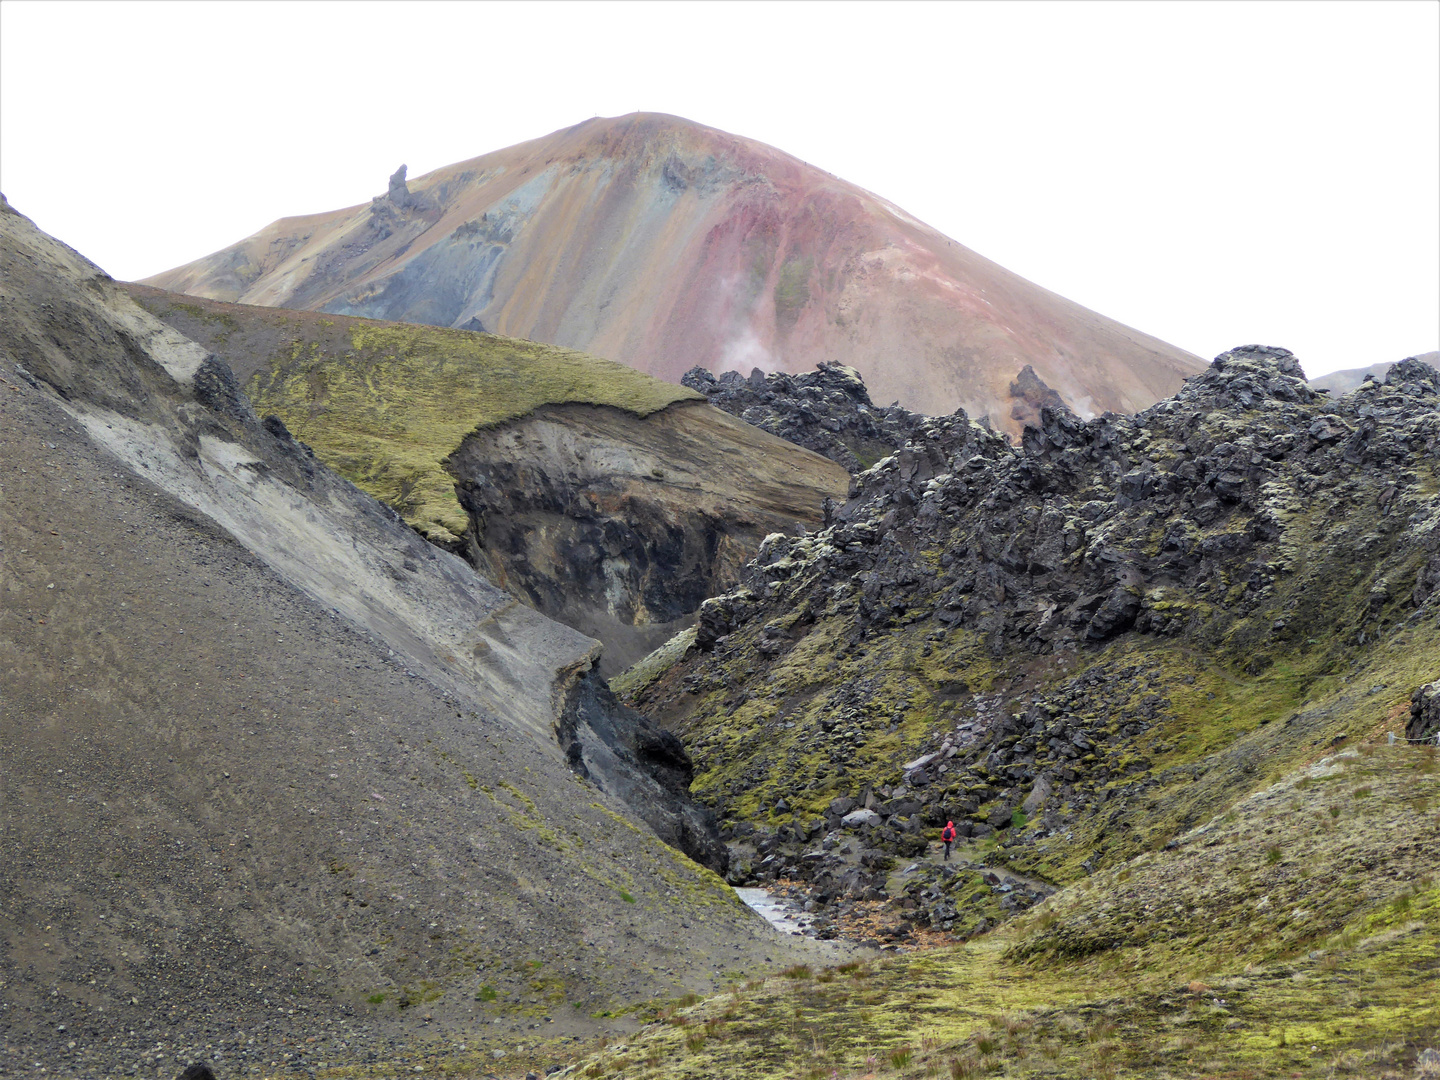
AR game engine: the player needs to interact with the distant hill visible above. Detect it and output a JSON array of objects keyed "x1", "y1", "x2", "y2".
[
  {"x1": 143, "y1": 112, "x2": 1205, "y2": 437},
  {"x1": 1312, "y1": 352, "x2": 1439, "y2": 394}
]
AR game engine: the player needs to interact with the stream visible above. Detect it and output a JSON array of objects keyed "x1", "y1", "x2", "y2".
[{"x1": 734, "y1": 887, "x2": 814, "y2": 936}]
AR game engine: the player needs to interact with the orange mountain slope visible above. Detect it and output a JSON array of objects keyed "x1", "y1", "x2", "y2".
[{"x1": 145, "y1": 112, "x2": 1204, "y2": 432}]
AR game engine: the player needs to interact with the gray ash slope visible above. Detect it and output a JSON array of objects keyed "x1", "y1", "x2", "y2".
[
  {"x1": 0, "y1": 196, "x2": 815, "y2": 1076},
  {"x1": 623, "y1": 346, "x2": 1440, "y2": 935}
]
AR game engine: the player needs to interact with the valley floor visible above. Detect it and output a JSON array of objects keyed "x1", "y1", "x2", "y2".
[
  {"x1": 558, "y1": 741, "x2": 1440, "y2": 1080},
  {"x1": 27, "y1": 742, "x2": 1423, "y2": 1080}
]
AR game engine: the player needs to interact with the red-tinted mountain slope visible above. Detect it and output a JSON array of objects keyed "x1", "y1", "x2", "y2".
[{"x1": 145, "y1": 113, "x2": 1203, "y2": 434}]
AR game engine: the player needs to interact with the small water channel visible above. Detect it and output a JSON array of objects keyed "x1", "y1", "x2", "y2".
[{"x1": 734, "y1": 887, "x2": 813, "y2": 936}]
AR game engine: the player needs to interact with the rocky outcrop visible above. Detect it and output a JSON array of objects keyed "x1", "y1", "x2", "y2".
[
  {"x1": 1312, "y1": 352, "x2": 1440, "y2": 395},
  {"x1": 681, "y1": 362, "x2": 923, "y2": 473},
  {"x1": 447, "y1": 399, "x2": 850, "y2": 673},
  {"x1": 559, "y1": 673, "x2": 729, "y2": 871},
  {"x1": 367, "y1": 164, "x2": 439, "y2": 241},
  {"x1": 1007, "y1": 363, "x2": 1070, "y2": 430},
  {"x1": 1410, "y1": 681, "x2": 1440, "y2": 743},
  {"x1": 143, "y1": 112, "x2": 1203, "y2": 435},
  {"x1": 623, "y1": 345, "x2": 1440, "y2": 900},
  {"x1": 387, "y1": 163, "x2": 412, "y2": 206}
]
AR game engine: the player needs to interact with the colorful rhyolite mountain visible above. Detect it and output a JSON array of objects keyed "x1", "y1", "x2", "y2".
[{"x1": 145, "y1": 112, "x2": 1204, "y2": 433}]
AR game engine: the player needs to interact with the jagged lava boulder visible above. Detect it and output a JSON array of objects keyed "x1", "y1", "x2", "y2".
[{"x1": 682, "y1": 361, "x2": 924, "y2": 474}]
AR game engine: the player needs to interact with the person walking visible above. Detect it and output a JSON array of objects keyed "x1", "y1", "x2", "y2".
[{"x1": 941, "y1": 820, "x2": 957, "y2": 861}]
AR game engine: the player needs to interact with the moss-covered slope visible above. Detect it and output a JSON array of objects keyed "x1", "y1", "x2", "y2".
[
  {"x1": 564, "y1": 743, "x2": 1439, "y2": 1079},
  {"x1": 123, "y1": 284, "x2": 701, "y2": 544}
]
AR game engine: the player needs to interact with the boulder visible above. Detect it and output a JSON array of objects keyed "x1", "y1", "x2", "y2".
[
  {"x1": 1086, "y1": 585, "x2": 1143, "y2": 641},
  {"x1": 1308, "y1": 415, "x2": 1350, "y2": 443},
  {"x1": 1021, "y1": 776, "x2": 1053, "y2": 815},
  {"x1": 903, "y1": 751, "x2": 941, "y2": 771},
  {"x1": 842, "y1": 808, "x2": 882, "y2": 829},
  {"x1": 1385, "y1": 356, "x2": 1440, "y2": 397}
]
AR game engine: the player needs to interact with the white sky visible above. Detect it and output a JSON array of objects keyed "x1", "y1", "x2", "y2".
[{"x1": 2, "y1": 1, "x2": 1436, "y2": 378}]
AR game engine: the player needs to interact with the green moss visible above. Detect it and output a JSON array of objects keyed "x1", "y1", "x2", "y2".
[
  {"x1": 243, "y1": 318, "x2": 700, "y2": 543},
  {"x1": 610, "y1": 626, "x2": 697, "y2": 698},
  {"x1": 558, "y1": 754, "x2": 1439, "y2": 1080},
  {"x1": 773, "y1": 256, "x2": 813, "y2": 320},
  {"x1": 670, "y1": 613, "x2": 1016, "y2": 824}
]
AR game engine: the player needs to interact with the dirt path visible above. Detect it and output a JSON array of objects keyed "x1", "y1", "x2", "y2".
[{"x1": 902, "y1": 841, "x2": 1058, "y2": 894}]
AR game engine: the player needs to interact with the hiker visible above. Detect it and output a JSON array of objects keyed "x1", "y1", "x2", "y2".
[{"x1": 941, "y1": 820, "x2": 956, "y2": 861}]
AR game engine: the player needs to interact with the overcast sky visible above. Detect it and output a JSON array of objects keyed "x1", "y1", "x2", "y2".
[{"x1": 2, "y1": 1, "x2": 1435, "y2": 377}]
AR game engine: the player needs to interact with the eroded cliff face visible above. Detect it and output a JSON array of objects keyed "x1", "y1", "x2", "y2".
[{"x1": 449, "y1": 400, "x2": 850, "y2": 673}]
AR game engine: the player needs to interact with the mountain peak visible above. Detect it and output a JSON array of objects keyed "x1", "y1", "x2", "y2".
[{"x1": 144, "y1": 115, "x2": 1203, "y2": 436}]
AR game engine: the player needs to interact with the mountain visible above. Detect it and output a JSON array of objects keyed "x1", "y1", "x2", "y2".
[
  {"x1": 7, "y1": 183, "x2": 1439, "y2": 1079},
  {"x1": 122, "y1": 284, "x2": 850, "y2": 673},
  {"x1": 0, "y1": 196, "x2": 846, "y2": 1075},
  {"x1": 1312, "y1": 352, "x2": 1440, "y2": 395},
  {"x1": 142, "y1": 112, "x2": 1205, "y2": 437}
]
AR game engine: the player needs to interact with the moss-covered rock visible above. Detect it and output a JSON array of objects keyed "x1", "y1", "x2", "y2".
[{"x1": 621, "y1": 346, "x2": 1440, "y2": 914}]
